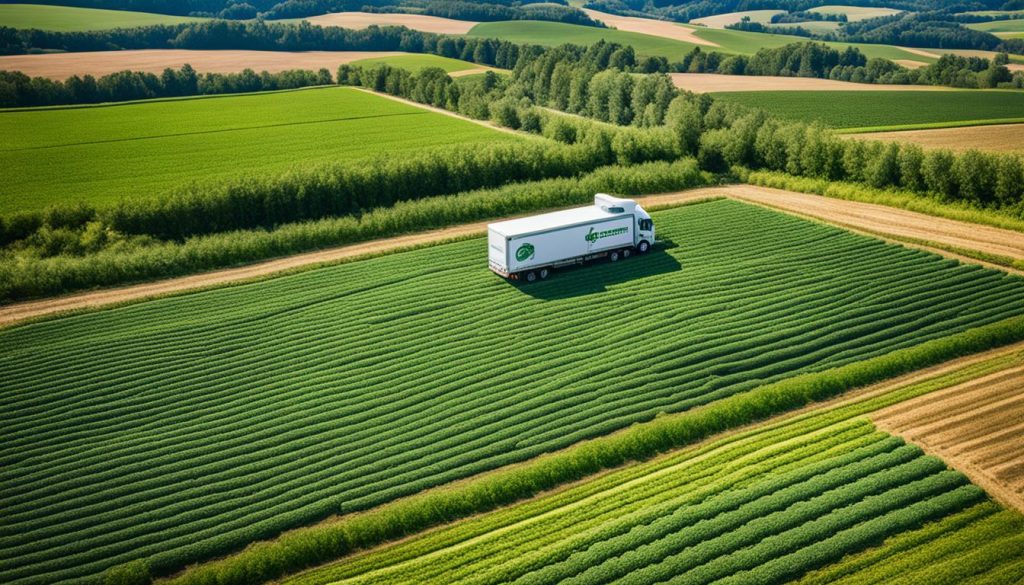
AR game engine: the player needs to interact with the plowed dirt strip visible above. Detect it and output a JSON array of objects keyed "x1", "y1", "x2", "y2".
[
  {"x1": 4, "y1": 184, "x2": 1023, "y2": 327},
  {"x1": 0, "y1": 50, "x2": 406, "y2": 80},
  {"x1": 872, "y1": 367, "x2": 1024, "y2": 512},
  {"x1": 847, "y1": 123, "x2": 1024, "y2": 153}
]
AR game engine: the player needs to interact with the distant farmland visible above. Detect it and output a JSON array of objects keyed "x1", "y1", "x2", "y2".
[
  {"x1": 348, "y1": 53, "x2": 485, "y2": 73},
  {"x1": 711, "y1": 90, "x2": 1024, "y2": 130},
  {"x1": 0, "y1": 86, "x2": 515, "y2": 213},
  {"x1": 468, "y1": 19, "x2": 937, "y2": 63},
  {"x1": 0, "y1": 3, "x2": 204, "y2": 31},
  {"x1": 4, "y1": 200, "x2": 1024, "y2": 583}
]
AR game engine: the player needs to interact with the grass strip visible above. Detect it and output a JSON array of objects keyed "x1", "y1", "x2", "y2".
[{"x1": 837, "y1": 118, "x2": 1024, "y2": 134}]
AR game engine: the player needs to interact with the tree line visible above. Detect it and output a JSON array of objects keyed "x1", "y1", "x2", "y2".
[
  {"x1": 8, "y1": 0, "x2": 603, "y2": 23},
  {"x1": 675, "y1": 42, "x2": 1020, "y2": 89},
  {"x1": 0, "y1": 66, "x2": 333, "y2": 107}
]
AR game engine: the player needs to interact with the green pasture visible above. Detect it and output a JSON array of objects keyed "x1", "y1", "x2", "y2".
[
  {"x1": 0, "y1": 3, "x2": 204, "y2": 31},
  {"x1": 0, "y1": 86, "x2": 516, "y2": 213},
  {"x1": 967, "y1": 18, "x2": 1024, "y2": 33},
  {"x1": 711, "y1": 90, "x2": 1024, "y2": 129}
]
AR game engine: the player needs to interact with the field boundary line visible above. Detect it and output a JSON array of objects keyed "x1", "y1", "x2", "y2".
[
  {"x1": 350, "y1": 88, "x2": 528, "y2": 137},
  {"x1": 837, "y1": 118, "x2": 1024, "y2": 134}
]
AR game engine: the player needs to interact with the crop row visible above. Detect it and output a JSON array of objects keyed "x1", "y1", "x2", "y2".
[
  {"x1": 175, "y1": 344, "x2": 1024, "y2": 585},
  {"x1": 3, "y1": 200, "x2": 1024, "y2": 583},
  {"x1": 284, "y1": 415, "x2": 983, "y2": 584},
  {"x1": 796, "y1": 500, "x2": 1024, "y2": 585}
]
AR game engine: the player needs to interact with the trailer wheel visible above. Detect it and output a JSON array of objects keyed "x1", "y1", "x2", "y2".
[
  {"x1": 609, "y1": 251, "x2": 620, "y2": 262},
  {"x1": 539, "y1": 268, "x2": 550, "y2": 280},
  {"x1": 525, "y1": 271, "x2": 538, "y2": 283},
  {"x1": 622, "y1": 248, "x2": 632, "y2": 259},
  {"x1": 637, "y1": 240, "x2": 650, "y2": 254}
]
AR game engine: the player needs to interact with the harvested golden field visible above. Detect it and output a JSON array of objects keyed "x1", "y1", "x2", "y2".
[
  {"x1": 690, "y1": 9, "x2": 785, "y2": 29},
  {"x1": 670, "y1": 73, "x2": 943, "y2": 92},
  {"x1": 302, "y1": 11, "x2": 477, "y2": 33},
  {"x1": 849, "y1": 123, "x2": 1024, "y2": 153},
  {"x1": 894, "y1": 59, "x2": 929, "y2": 68},
  {"x1": 582, "y1": 8, "x2": 720, "y2": 46},
  {"x1": 0, "y1": 49, "x2": 405, "y2": 80},
  {"x1": 872, "y1": 366, "x2": 1024, "y2": 512}
]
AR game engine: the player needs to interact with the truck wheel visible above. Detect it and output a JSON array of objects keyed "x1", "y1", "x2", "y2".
[
  {"x1": 609, "y1": 251, "x2": 620, "y2": 262},
  {"x1": 637, "y1": 240, "x2": 650, "y2": 254},
  {"x1": 525, "y1": 271, "x2": 538, "y2": 283},
  {"x1": 622, "y1": 248, "x2": 631, "y2": 259},
  {"x1": 539, "y1": 268, "x2": 550, "y2": 280}
]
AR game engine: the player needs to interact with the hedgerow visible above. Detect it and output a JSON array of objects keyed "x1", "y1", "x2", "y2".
[{"x1": 6, "y1": 201, "x2": 1017, "y2": 584}]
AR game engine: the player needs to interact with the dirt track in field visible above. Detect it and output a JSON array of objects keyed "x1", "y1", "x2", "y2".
[
  {"x1": 582, "y1": 8, "x2": 720, "y2": 47},
  {"x1": 4, "y1": 184, "x2": 1023, "y2": 326},
  {"x1": 849, "y1": 123, "x2": 1024, "y2": 153},
  {"x1": 872, "y1": 366, "x2": 1024, "y2": 512},
  {"x1": 670, "y1": 73, "x2": 944, "y2": 92},
  {"x1": 302, "y1": 12, "x2": 477, "y2": 34},
  {"x1": 0, "y1": 50, "x2": 406, "y2": 80}
]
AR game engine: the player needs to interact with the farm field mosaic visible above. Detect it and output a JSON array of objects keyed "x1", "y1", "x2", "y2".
[{"x1": 4, "y1": 199, "x2": 1024, "y2": 583}]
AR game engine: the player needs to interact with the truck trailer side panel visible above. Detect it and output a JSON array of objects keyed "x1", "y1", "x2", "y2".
[{"x1": 506, "y1": 216, "x2": 635, "y2": 274}]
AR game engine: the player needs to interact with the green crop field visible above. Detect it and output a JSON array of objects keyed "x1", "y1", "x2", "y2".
[
  {"x1": 4, "y1": 199, "x2": 1024, "y2": 583},
  {"x1": 348, "y1": 54, "x2": 482, "y2": 73},
  {"x1": 0, "y1": 86, "x2": 516, "y2": 213},
  {"x1": 467, "y1": 21, "x2": 703, "y2": 60},
  {"x1": 797, "y1": 501, "x2": 1024, "y2": 584},
  {"x1": 285, "y1": 350, "x2": 1024, "y2": 585},
  {"x1": 711, "y1": 90, "x2": 1024, "y2": 129},
  {"x1": 285, "y1": 424, "x2": 990, "y2": 584},
  {"x1": 0, "y1": 3, "x2": 204, "y2": 31},
  {"x1": 967, "y1": 18, "x2": 1024, "y2": 33}
]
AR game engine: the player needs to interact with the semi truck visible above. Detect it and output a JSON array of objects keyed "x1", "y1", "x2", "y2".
[{"x1": 488, "y1": 194, "x2": 655, "y2": 282}]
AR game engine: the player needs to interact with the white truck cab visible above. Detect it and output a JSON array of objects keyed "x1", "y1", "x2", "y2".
[{"x1": 488, "y1": 194, "x2": 656, "y2": 282}]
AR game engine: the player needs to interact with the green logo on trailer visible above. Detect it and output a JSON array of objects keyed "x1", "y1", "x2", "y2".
[
  {"x1": 585, "y1": 226, "x2": 628, "y2": 243},
  {"x1": 516, "y1": 243, "x2": 535, "y2": 262}
]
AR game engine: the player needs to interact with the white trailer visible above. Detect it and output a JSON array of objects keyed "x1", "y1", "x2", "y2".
[{"x1": 488, "y1": 194, "x2": 656, "y2": 282}]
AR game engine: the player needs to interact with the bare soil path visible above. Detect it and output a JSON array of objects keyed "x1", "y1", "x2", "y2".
[
  {"x1": 3, "y1": 185, "x2": 1022, "y2": 327},
  {"x1": 582, "y1": 8, "x2": 720, "y2": 47},
  {"x1": 0, "y1": 49, "x2": 406, "y2": 80},
  {"x1": 301, "y1": 12, "x2": 477, "y2": 34},
  {"x1": 848, "y1": 123, "x2": 1024, "y2": 153},
  {"x1": 671, "y1": 73, "x2": 945, "y2": 93},
  {"x1": 872, "y1": 365, "x2": 1024, "y2": 512}
]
